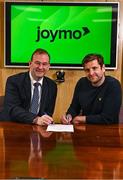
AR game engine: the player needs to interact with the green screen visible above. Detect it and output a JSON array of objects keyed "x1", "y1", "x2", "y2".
[{"x1": 5, "y1": 2, "x2": 118, "y2": 69}]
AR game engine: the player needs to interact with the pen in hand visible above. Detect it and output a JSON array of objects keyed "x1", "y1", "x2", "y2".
[{"x1": 65, "y1": 114, "x2": 72, "y2": 124}]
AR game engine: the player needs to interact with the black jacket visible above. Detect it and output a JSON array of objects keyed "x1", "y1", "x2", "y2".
[{"x1": 2, "y1": 72, "x2": 57, "y2": 124}]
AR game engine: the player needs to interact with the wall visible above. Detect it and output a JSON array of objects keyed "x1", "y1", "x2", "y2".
[{"x1": 0, "y1": 0, "x2": 123, "y2": 121}]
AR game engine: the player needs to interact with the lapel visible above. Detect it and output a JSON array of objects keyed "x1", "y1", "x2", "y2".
[
  {"x1": 39, "y1": 77, "x2": 48, "y2": 112},
  {"x1": 23, "y1": 72, "x2": 31, "y2": 107}
]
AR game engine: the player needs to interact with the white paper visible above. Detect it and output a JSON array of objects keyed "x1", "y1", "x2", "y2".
[{"x1": 46, "y1": 124, "x2": 74, "y2": 132}]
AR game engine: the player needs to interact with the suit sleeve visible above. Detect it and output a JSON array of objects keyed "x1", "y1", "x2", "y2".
[{"x1": 4, "y1": 77, "x2": 37, "y2": 123}]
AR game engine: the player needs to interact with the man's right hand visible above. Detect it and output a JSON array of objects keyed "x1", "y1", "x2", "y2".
[
  {"x1": 61, "y1": 114, "x2": 72, "y2": 124},
  {"x1": 34, "y1": 115, "x2": 54, "y2": 126}
]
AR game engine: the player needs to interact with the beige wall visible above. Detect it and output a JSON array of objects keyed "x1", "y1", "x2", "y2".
[{"x1": 0, "y1": 0, "x2": 123, "y2": 121}]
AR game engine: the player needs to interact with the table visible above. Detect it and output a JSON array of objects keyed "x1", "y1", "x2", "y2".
[{"x1": 0, "y1": 121, "x2": 123, "y2": 179}]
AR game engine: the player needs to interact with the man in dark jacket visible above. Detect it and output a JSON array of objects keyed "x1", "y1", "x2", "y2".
[{"x1": 3, "y1": 48, "x2": 57, "y2": 125}]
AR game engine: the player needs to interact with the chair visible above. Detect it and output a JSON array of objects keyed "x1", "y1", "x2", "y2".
[
  {"x1": 0, "y1": 96, "x2": 10, "y2": 121},
  {"x1": 119, "y1": 105, "x2": 123, "y2": 123},
  {"x1": 0, "y1": 96, "x2": 4, "y2": 112}
]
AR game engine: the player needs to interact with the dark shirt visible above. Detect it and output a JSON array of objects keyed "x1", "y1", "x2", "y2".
[{"x1": 67, "y1": 76, "x2": 122, "y2": 124}]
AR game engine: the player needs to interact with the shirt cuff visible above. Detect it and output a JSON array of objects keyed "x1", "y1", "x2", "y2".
[{"x1": 33, "y1": 116, "x2": 39, "y2": 124}]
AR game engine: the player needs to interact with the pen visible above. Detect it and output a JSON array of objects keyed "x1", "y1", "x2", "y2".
[
  {"x1": 79, "y1": 109, "x2": 83, "y2": 115},
  {"x1": 43, "y1": 112, "x2": 47, "y2": 115},
  {"x1": 65, "y1": 114, "x2": 72, "y2": 124}
]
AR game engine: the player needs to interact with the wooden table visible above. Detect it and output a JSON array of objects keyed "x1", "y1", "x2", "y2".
[{"x1": 0, "y1": 121, "x2": 123, "y2": 179}]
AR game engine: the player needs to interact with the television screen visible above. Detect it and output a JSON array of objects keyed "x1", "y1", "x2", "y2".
[{"x1": 5, "y1": 2, "x2": 119, "y2": 69}]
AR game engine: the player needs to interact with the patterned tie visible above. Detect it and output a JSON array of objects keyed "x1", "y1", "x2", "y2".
[{"x1": 30, "y1": 82, "x2": 40, "y2": 114}]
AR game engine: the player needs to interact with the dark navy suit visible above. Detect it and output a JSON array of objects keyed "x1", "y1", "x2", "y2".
[{"x1": 2, "y1": 72, "x2": 57, "y2": 124}]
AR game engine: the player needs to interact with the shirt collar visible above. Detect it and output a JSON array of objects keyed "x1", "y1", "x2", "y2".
[{"x1": 29, "y1": 71, "x2": 43, "y2": 86}]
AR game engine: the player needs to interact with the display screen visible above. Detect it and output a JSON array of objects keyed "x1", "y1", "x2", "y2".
[{"x1": 5, "y1": 2, "x2": 119, "y2": 69}]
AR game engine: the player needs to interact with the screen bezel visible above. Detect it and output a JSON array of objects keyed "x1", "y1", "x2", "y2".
[{"x1": 4, "y1": 1, "x2": 119, "y2": 69}]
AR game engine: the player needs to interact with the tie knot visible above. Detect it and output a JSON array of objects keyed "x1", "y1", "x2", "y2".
[{"x1": 34, "y1": 82, "x2": 40, "y2": 87}]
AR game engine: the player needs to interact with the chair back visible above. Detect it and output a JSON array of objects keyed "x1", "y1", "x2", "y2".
[
  {"x1": 0, "y1": 96, "x2": 4, "y2": 112},
  {"x1": 119, "y1": 105, "x2": 123, "y2": 123}
]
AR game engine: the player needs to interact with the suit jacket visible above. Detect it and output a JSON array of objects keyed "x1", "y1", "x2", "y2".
[{"x1": 2, "y1": 72, "x2": 57, "y2": 124}]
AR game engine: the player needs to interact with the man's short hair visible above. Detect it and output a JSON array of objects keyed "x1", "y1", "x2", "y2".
[
  {"x1": 31, "y1": 48, "x2": 50, "y2": 61},
  {"x1": 82, "y1": 53, "x2": 104, "y2": 68}
]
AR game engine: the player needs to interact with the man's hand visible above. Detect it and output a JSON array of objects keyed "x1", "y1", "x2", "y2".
[
  {"x1": 61, "y1": 114, "x2": 72, "y2": 124},
  {"x1": 34, "y1": 115, "x2": 54, "y2": 126},
  {"x1": 73, "y1": 115, "x2": 86, "y2": 124}
]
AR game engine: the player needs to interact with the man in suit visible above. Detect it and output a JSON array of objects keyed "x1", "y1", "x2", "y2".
[{"x1": 3, "y1": 48, "x2": 57, "y2": 125}]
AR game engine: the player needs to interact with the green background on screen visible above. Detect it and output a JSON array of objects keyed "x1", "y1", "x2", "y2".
[{"x1": 11, "y1": 5, "x2": 112, "y2": 65}]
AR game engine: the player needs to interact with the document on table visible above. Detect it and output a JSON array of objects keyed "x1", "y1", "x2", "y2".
[{"x1": 46, "y1": 124, "x2": 74, "y2": 132}]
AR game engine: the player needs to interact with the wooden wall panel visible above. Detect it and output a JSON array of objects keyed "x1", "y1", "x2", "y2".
[{"x1": 0, "y1": 0, "x2": 123, "y2": 121}]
